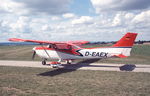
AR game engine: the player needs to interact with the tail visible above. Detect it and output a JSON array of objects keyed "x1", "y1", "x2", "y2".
[{"x1": 112, "y1": 32, "x2": 138, "y2": 58}]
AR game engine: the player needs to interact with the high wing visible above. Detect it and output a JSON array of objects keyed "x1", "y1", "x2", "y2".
[
  {"x1": 9, "y1": 38, "x2": 89, "y2": 45},
  {"x1": 9, "y1": 38, "x2": 56, "y2": 44},
  {"x1": 67, "y1": 40, "x2": 89, "y2": 45}
]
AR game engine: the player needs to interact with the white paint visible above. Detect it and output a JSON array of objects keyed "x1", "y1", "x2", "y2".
[{"x1": 34, "y1": 47, "x2": 132, "y2": 60}]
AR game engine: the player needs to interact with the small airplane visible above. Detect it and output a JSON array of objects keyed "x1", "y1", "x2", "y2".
[{"x1": 9, "y1": 32, "x2": 138, "y2": 68}]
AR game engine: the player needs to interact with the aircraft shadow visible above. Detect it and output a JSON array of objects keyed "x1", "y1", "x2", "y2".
[
  {"x1": 38, "y1": 60, "x2": 138, "y2": 77},
  {"x1": 119, "y1": 64, "x2": 136, "y2": 71},
  {"x1": 38, "y1": 59, "x2": 100, "y2": 77}
]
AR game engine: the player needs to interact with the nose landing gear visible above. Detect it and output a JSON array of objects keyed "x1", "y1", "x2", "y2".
[
  {"x1": 42, "y1": 60, "x2": 46, "y2": 65},
  {"x1": 42, "y1": 59, "x2": 47, "y2": 65}
]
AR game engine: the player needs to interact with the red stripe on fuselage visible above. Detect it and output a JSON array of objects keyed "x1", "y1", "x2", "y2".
[{"x1": 34, "y1": 47, "x2": 81, "y2": 56}]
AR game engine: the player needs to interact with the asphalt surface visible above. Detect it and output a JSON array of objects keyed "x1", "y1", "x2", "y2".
[{"x1": 0, "y1": 60, "x2": 150, "y2": 73}]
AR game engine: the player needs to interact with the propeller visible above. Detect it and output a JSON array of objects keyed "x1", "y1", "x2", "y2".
[{"x1": 32, "y1": 51, "x2": 36, "y2": 60}]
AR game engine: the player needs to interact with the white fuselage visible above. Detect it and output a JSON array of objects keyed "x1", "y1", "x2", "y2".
[{"x1": 34, "y1": 47, "x2": 131, "y2": 60}]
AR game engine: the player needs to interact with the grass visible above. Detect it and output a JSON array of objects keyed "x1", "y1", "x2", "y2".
[
  {"x1": 0, "y1": 66, "x2": 150, "y2": 96},
  {"x1": 0, "y1": 45, "x2": 150, "y2": 96},
  {"x1": 0, "y1": 45, "x2": 40, "y2": 61},
  {"x1": 0, "y1": 44, "x2": 150, "y2": 64}
]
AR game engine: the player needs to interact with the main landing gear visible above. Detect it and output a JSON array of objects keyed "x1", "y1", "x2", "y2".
[
  {"x1": 41, "y1": 59, "x2": 62, "y2": 68},
  {"x1": 66, "y1": 60, "x2": 72, "y2": 64},
  {"x1": 49, "y1": 61, "x2": 62, "y2": 68},
  {"x1": 41, "y1": 59, "x2": 73, "y2": 68}
]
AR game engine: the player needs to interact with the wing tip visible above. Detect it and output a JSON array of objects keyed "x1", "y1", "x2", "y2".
[{"x1": 9, "y1": 38, "x2": 25, "y2": 42}]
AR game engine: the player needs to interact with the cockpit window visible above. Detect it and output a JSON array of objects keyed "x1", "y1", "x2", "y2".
[
  {"x1": 48, "y1": 44, "x2": 80, "y2": 50},
  {"x1": 52, "y1": 44, "x2": 72, "y2": 50}
]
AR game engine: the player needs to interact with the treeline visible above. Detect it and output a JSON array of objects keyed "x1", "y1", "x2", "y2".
[
  {"x1": 135, "y1": 40, "x2": 150, "y2": 44},
  {"x1": 89, "y1": 40, "x2": 150, "y2": 44}
]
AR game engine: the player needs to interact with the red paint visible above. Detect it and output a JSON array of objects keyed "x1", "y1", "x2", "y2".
[
  {"x1": 50, "y1": 62, "x2": 61, "y2": 64},
  {"x1": 85, "y1": 32, "x2": 137, "y2": 49},
  {"x1": 112, "y1": 32, "x2": 138, "y2": 47},
  {"x1": 113, "y1": 54, "x2": 127, "y2": 58},
  {"x1": 35, "y1": 47, "x2": 81, "y2": 56},
  {"x1": 9, "y1": 38, "x2": 89, "y2": 45}
]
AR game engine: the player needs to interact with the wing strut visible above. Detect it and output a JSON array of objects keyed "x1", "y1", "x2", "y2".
[{"x1": 40, "y1": 43, "x2": 51, "y2": 59}]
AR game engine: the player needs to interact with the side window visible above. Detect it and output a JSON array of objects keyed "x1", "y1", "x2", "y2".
[
  {"x1": 72, "y1": 45, "x2": 80, "y2": 49},
  {"x1": 67, "y1": 45, "x2": 72, "y2": 50},
  {"x1": 52, "y1": 44, "x2": 57, "y2": 49},
  {"x1": 47, "y1": 45, "x2": 52, "y2": 48},
  {"x1": 53, "y1": 44, "x2": 72, "y2": 50},
  {"x1": 48, "y1": 44, "x2": 74, "y2": 50}
]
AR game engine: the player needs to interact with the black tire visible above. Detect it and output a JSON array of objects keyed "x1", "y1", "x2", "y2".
[
  {"x1": 42, "y1": 60, "x2": 46, "y2": 65},
  {"x1": 67, "y1": 60, "x2": 71, "y2": 64}
]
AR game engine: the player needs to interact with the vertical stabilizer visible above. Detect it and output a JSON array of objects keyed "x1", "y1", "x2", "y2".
[
  {"x1": 112, "y1": 32, "x2": 138, "y2": 47},
  {"x1": 112, "y1": 32, "x2": 138, "y2": 57}
]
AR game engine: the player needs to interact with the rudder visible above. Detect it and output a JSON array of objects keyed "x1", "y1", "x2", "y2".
[
  {"x1": 112, "y1": 32, "x2": 138, "y2": 47},
  {"x1": 112, "y1": 32, "x2": 138, "y2": 57}
]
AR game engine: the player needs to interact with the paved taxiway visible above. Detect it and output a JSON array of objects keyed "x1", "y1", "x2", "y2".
[{"x1": 0, "y1": 60, "x2": 150, "y2": 73}]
